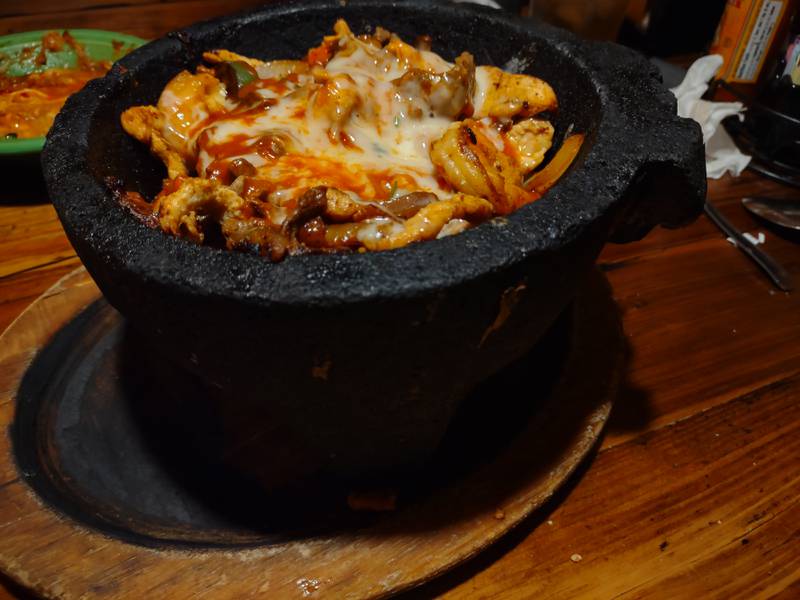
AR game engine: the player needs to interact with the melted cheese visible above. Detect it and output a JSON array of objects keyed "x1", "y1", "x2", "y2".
[
  {"x1": 162, "y1": 37, "x2": 463, "y2": 204},
  {"x1": 125, "y1": 20, "x2": 560, "y2": 258}
]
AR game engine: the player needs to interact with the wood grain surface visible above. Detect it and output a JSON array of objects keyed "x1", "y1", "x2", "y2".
[
  {"x1": 0, "y1": 0, "x2": 270, "y2": 39},
  {"x1": 0, "y1": 267, "x2": 619, "y2": 599},
  {"x1": 1, "y1": 3, "x2": 799, "y2": 598}
]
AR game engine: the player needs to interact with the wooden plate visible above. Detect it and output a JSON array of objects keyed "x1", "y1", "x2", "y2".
[{"x1": 0, "y1": 267, "x2": 621, "y2": 599}]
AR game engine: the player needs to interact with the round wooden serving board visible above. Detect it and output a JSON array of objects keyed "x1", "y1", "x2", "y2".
[{"x1": 0, "y1": 267, "x2": 621, "y2": 599}]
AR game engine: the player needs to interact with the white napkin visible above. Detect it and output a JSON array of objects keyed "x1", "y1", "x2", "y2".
[{"x1": 670, "y1": 55, "x2": 751, "y2": 179}]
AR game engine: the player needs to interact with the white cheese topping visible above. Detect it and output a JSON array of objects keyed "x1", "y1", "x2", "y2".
[{"x1": 171, "y1": 38, "x2": 473, "y2": 203}]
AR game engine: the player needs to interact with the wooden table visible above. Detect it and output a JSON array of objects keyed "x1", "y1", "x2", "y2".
[{"x1": 2, "y1": 2, "x2": 799, "y2": 598}]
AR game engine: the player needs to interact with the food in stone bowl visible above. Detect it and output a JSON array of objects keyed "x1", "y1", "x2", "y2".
[
  {"x1": 42, "y1": 0, "x2": 705, "y2": 488},
  {"x1": 118, "y1": 19, "x2": 584, "y2": 260}
]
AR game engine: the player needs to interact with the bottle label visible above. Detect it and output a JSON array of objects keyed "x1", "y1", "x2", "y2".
[
  {"x1": 711, "y1": 0, "x2": 788, "y2": 83},
  {"x1": 784, "y1": 35, "x2": 800, "y2": 84},
  {"x1": 735, "y1": 1, "x2": 784, "y2": 80}
]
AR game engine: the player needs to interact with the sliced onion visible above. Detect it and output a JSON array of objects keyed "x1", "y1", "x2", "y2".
[{"x1": 524, "y1": 133, "x2": 585, "y2": 194}]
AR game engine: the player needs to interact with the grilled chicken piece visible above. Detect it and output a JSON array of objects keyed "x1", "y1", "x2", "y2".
[
  {"x1": 155, "y1": 177, "x2": 249, "y2": 242},
  {"x1": 121, "y1": 105, "x2": 189, "y2": 179},
  {"x1": 154, "y1": 177, "x2": 292, "y2": 259},
  {"x1": 312, "y1": 73, "x2": 360, "y2": 128},
  {"x1": 156, "y1": 70, "x2": 227, "y2": 159},
  {"x1": 393, "y1": 52, "x2": 475, "y2": 119},
  {"x1": 507, "y1": 118, "x2": 555, "y2": 172},
  {"x1": 474, "y1": 66, "x2": 557, "y2": 119}
]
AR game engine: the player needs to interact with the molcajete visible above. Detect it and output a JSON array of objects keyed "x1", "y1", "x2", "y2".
[{"x1": 42, "y1": 0, "x2": 705, "y2": 487}]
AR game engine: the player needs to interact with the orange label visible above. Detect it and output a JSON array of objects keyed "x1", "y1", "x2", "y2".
[{"x1": 710, "y1": 0, "x2": 786, "y2": 83}]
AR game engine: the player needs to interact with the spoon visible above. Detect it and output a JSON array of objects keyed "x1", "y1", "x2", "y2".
[{"x1": 742, "y1": 196, "x2": 800, "y2": 231}]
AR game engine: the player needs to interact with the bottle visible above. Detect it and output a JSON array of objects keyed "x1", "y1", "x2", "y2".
[
  {"x1": 710, "y1": 0, "x2": 798, "y2": 100},
  {"x1": 758, "y1": 8, "x2": 800, "y2": 116}
]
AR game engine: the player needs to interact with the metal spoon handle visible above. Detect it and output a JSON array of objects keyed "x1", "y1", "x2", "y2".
[
  {"x1": 704, "y1": 202, "x2": 794, "y2": 292},
  {"x1": 742, "y1": 196, "x2": 800, "y2": 231}
]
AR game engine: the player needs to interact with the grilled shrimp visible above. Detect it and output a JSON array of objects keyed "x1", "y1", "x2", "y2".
[
  {"x1": 474, "y1": 66, "x2": 557, "y2": 119},
  {"x1": 430, "y1": 119, "x2": 534, "y2": 214}
]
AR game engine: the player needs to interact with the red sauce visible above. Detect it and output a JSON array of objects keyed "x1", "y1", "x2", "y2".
[
  {"x1": 275, "y1": 154, "x2": 419, "y2": 200},
  {"x1": 307, "y1": 40, "x2": 337, "y2": 66},
  {"x1": 234, "y1": 98, "x2": 277, "y2": 120},
  {"x1": 153, "y1": 175, "x2": 186, "y2": 204},
  {"x1": 242, "y1": 177, "x2": 274, "y2": 200},
  {"x1": 501, "y1": 135, "x2": 519, "y2": 160},
  {"x1": 105, "y1": 176, "x2": 158, "y2": 227},
  {"x1": 205, "y1": 159, "x2": 233, "y2": 184},
  {"x1": 256, "y1": 78, "x2": 289, "y2": 95},
  {"x1": 159, "y1": 176, "x2": 186, "y2": 196},
  {"x1": 339, "y1": 130, "x2": 362, "y2": 151},
  {"x1": 255, "y1": 134, "x2": 287, "y2": 161},
  {"x1": 436, "y1": 175, "x2": 453, "y2": 192},
  {"x1": 200, "y1": 133, "x2": 253, "y2": 162},
  {"x1": 192, "y1": 98, "x2": 277, "y2": 138},
  {"x1": 283, "y1": 196, "x2": 299, "y2": 212}
]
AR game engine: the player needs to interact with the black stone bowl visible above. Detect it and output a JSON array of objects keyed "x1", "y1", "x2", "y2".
[{"x1": 42, "y1": 0, "x2": 705, "y2": 489}]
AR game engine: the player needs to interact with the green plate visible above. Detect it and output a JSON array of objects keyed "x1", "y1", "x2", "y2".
[{"x1": 0, "y1": 29, "x2": 147, "y2": 156}]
